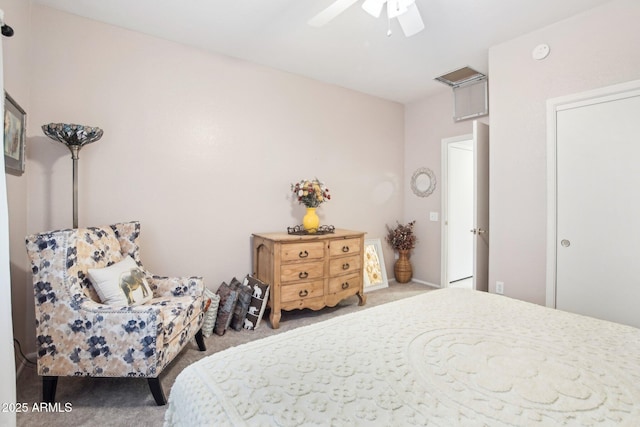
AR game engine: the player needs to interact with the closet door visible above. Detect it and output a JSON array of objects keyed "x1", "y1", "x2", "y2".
[{"x1": 555, "y1": 91, "x2": 640, "y2": 328}]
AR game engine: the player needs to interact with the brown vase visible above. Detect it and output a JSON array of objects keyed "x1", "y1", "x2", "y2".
[{"x1": 394, "y1": 249, "x2": 412, "y2": 283}]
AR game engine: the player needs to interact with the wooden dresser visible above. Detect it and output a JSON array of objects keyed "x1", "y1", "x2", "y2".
[{"x1": 252, "y1": 229, "x2": 367, "y2": 328}]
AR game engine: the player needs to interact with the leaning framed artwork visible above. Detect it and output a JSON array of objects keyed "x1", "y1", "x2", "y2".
[
  {"x1": 4, "y1": 92, "x2": 26, "y2": 175},
  {"x1": 363, "y1": 238, "x2": 388, "y2": 292}
]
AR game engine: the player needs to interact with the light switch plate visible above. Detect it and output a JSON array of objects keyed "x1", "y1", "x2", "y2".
[{"x1": 429, "y1": 212, "x2": 439, "y2": 221}]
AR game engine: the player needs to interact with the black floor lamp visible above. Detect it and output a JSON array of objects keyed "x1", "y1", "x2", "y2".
[{"x1": 42, "y1": 123, "x2": 104, "y2": 229}]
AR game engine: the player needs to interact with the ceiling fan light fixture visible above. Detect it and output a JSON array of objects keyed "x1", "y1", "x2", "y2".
[
  {"x1": 387, "y1": 0, "x2": 408, "y2": 19},
  {"x1": 310, "y1": 0, "x2": 424, "y2": 37}
]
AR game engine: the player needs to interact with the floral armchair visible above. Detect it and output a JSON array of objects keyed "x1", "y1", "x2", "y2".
[{"x1": 25, "y1": 221, "x2": 206, "y2": 406}]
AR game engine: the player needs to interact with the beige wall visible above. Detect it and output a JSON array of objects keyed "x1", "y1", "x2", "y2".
[
  {"x1": 488, "y1": 0, "x2": 640, "y2": 304},
  {"x1": 17, "y1": 4, "x2": 404, "y2": 355},
  {"x1": 404, "y1": 90, "x2": 474, "y2": 285},
  {"x1": 2, "y1": 0, "x2": 32, "y2": 379}
]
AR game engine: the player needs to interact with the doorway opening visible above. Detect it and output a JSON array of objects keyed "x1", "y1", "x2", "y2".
[{"x1": 441, "y1": 135, "x2": 473, "y2": 289}]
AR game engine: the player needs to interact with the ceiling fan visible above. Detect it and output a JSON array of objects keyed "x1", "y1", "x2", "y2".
[{"x1": 308, "y1": 0, "x2": 425, "y2": 37}]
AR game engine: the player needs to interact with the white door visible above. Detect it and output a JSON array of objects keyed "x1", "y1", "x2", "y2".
[
  {"x1": 472, "y1": 121, "x2": 489, "y2": 292},
  {"x1": 448, "y1": 141, "x2": 473, "y2": 282},
  {"x1": 441, "y1": 121, "x2": 489, "y2": 291},
  {"x1": 553, "y1": 88, "x2": 640, "y2": 328}
]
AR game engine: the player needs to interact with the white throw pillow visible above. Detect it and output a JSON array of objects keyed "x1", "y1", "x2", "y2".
[{"x1": 88, "y1": 256, "x2": 153, "y2": 306}]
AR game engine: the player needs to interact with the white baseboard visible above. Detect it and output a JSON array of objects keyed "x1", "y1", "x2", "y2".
[
  {"x1": 389, "y1": 277, "x2": 441, "y2": 288},
  {"x1": 410, "y1": 278, "x2": 441, "y2": 288}
]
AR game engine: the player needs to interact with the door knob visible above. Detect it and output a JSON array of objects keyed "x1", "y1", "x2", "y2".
[
  {"x1": 470, "y1": 228, "x2": 487, "y2": 235},
  {"x1": 561, "y1": 239, "x2": 571, "y2": 247}
]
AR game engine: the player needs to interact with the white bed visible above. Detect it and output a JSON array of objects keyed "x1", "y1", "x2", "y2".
[{"x1": 164, "y1": 288, "x2": 640, "y2": 426}]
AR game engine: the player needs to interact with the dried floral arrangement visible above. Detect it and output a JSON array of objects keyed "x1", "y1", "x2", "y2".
[{"x1": 386, "y1": 220, "x2": 417, "y2": 251}]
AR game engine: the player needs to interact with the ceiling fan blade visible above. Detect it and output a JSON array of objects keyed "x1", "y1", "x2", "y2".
[
  {"x1": 308, "y1": 0, "x2": 360, "y2": 27},
  {"x1": 397, "y1": 3, "x2": 424, "y2": 37},
  {"x1": 362, "y1": 0, "x2": 386, "y2": 18}
]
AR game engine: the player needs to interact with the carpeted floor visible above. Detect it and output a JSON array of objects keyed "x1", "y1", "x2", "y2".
[{"x1": 16, "y1": 281, "x2": 435, "y2": 427}]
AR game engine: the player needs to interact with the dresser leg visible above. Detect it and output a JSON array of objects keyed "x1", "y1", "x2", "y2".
[
  {"x1": 270, "y1": 310, "x2": 281, "y2": 329},
  {"x1": 357, "y1": 290, "x2": 367, "y2": 306}
]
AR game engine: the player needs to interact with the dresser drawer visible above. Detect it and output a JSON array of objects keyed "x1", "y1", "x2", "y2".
[
  {"x1": 329, "y1": 254, "x2": 361, "y2": 277},
  {"x1": 328, "y1": 274, "x2": 361, "y2": 295},
  {"x1": 281, "y1": 242, "x2": 325, "y2": 262},
  {"x1": 281, "y1": 280, "x2": 324, "y2": 303},
  {"x1": 281, "y1": 261, "x2": 324, "y2": 282},
  {"x1": 329, "y1": 238, "x2": 361, "y2": 257}
]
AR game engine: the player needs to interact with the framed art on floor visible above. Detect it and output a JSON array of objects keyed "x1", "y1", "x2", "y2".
[
  {"x1": 363, "y1": 238, "x2": 388, "y2": 292},
  {"x1": 3, "y1": 92, "x2": 26, "y2": 175}
]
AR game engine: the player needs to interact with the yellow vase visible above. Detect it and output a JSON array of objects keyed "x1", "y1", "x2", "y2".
[{"x1": 303, "y1": 207, "x2": 320, "y2": 233}]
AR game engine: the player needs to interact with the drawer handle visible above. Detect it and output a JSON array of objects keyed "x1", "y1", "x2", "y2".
[
  {"x1": 298, "y1": 250, "x2": 309, "y2": 258},
  {"x1": 341, "y1": 282, "x2": 349, "y2": 290},
  {"x1": 342, "y1": 263, "x2": 350, "y2": 270},
  {"x1": 342, "y1": 246, "x2": 350, "y2": 253},
  {"x1": 299, "y1": 271, "x2": 309, "y2": 279},
  {"x1": 299, "y1": 289, "x2": 309, "y2": 297}
]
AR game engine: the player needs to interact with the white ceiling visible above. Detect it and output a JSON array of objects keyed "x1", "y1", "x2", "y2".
[{"x1": 33, "y1": 0, "x2": 613, "y2": 103}]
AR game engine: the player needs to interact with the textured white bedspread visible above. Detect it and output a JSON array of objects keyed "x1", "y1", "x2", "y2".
[{"x1": 164, "y1": 288, "x2": 640, "y2": 426}]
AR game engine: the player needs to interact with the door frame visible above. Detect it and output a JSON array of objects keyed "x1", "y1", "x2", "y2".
[
  {"x1": 546, "y1": 79, "x2": 640, "y2": 308},
  {"x1": 440, "y1": 133, "x2": 472, "y2": 288}
]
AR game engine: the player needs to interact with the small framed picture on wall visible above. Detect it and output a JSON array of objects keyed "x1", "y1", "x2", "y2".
[{"x1": 4, "y1": 92, "x2": 26, "y2": 175}]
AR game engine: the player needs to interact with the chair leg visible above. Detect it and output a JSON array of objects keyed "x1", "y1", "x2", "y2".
[
  {"x1": 148, "y1": 377, "x2": 167, "y2": 406},
  {"x1": 42, "y1": 376, "x2": 58, "y2": 403},
  {"x1": 195, "y1": 328, "x2": 206, "y2": 351}
]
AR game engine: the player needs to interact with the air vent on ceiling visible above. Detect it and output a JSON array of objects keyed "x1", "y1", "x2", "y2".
[{"x1": 435, "y1": 66, "x2": 488, "y2": 122}]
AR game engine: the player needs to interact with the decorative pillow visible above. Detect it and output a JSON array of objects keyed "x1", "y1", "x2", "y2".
[
  {"x1": 87, "y1": 256, "x2": 153, "y2": 306},
  {"x1": 214, "y1": 282, "x2": 238, "y2": 336},
  {"x1": 230, "y1": 277, "x2": 253, "y2": 331},
  {"x1": 201, "y1": 287, "x2": 220, "y2": 338},
  {"x1": 75, "y1": 226, "x2": 124, "y2": 302},
  {"x1": 242, "y1": 275, "x2": 270, "y2": 330}
]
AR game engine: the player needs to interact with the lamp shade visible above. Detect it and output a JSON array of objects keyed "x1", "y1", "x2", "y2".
[
  {"x1": 42, "y1": 123, "x2": 103, "y2": 148},
  {"x1": 41, "y1": 122, "x2": 104, "y2": 228}
]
